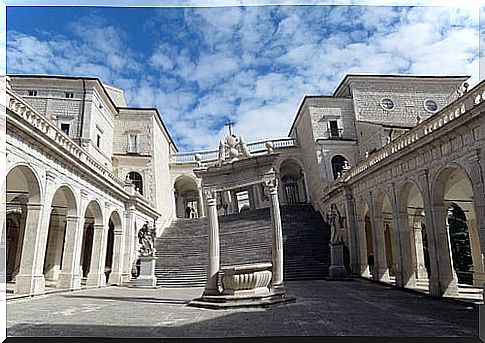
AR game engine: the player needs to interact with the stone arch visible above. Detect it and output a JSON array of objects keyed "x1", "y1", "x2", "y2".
[
  {"x1": 279, "y1": 158, "x2": 308, "y2": 205},
  {"x1": 330, "y1": 154, "x2": 348, "y2": 180},
  {"x1": 397, "y1": 180, "x2": 428, "y2": 290},
  {"x1": 173, "y1": 174, "x2": 200, "y2": 218},
  {"x1": 42, "y1": 185, "x2": 78, "y2": 287},
  {"x1": 106, "y1": 210, "x2": 123, "y2": 284},
  {"x1": 79, "y1": 199, "x2": 103, "y2": 281},
  {"x1": 5, "y1": 164, "x2": 44, "y2": 293},
  {"x1": 374, "y1": 190, "x2": 396, "y2": 279},
  {"x1": 431, "y1": 164, "x2": 482, "y2": 288}
]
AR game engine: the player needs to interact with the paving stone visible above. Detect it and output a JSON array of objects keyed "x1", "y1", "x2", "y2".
[{"x1": 6, "y1": 279, "x2": 479, "y2": 338}]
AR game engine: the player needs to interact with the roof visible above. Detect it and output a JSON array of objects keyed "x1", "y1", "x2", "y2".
[
  {"x1": 9, "y1": 74, "x2": 178, "y2": 151},
  {"x1": 333, "y1": 73, "x2": 470, "y2": 97}
]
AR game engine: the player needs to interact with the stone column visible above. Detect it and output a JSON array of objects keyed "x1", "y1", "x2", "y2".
[
  {"x1": 44, "y1": 213, "x2": 65, "y2": 281},
  {"x1": 369, "y1": 194, "x2": 390, "y2": 282},
  {"x1": 389, "y1": 180, "x2": 414, "y2": 289},
  {"x1": 122, "y1": 205, "x2": 136, "y2": 282},
  {"x1": 265, "y1": 179, "x2": 284, "y2": 291},
  {"x1": 356, "y1": 213, "x2": 370, "y2": 277},
  {"x1": 343, "y1": 188, "x2": 359, "y2": 274},
  {"x1": 248, "y1": 187, "x2": 256, "y2": 210},
  {"x1": 420, "y1": 170, "x2": 458, "y2": 297},
  {"x1": 469, "y1": 153, "x2": 485, "y2": 291},
  {"x1": 86, "y1": 224, "x2": 107, "y2": 287},
  {"x1": 203, "y1": 190, "x2": 220, "y2": 296},
  {"x1": 468, "y1": 219, "x2": 485, "y2": 286},
  {"x1": 108, "y1": 227, "x2": 124, "y2": 285},
  {"x1": 58, "y1": 215, "x2": 82, "y2": 289},
  {"x1": 231, "y1": 190, "x2": 239, "y2": 213},
  {"x1": 15, "y1": 203, "x2": 46, "y2": 295},
  {"x1": 198, "y1": 187, "x2": 206, "y2": 217},
  {"x1": 413, "y1": 222, "x2": 428, "y2": 279},
  {"x1": 172, "y1": 189, "x2": 178, "y2": 219},
  {"x1": 301, "y1": 171, "x2": 310, "y2": 203}
]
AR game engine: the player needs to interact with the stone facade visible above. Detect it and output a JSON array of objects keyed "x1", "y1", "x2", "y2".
[{"x1": 4, "y1": 72, "x2": 482, "y2": 301}]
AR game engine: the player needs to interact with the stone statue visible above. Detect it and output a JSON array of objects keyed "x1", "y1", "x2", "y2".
[
  {"x1": 329, "y1": 204, "x2": 344, "y2": 245},
  {"x1": 216, "y1": 134, "x2": 252, "y2": 165},
  {"x1": 138, "y1": 221, "x2": 156, "y2": 257}
]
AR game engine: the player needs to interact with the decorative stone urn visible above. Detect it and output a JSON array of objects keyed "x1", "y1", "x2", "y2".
[{"x1": 220, "y1": 263, "x2": 272, "y2": 296}]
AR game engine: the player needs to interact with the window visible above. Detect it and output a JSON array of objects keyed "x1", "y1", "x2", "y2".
[
  {"x1": 329, "y1": 121, "x2": 340, "y2": 137},
  {"x1": 127, "y1": 171, "x2": 143, "y2": 195},
  {"x1": 380, "y1": 98, "x2": 395, "y2": 111},
  {"x1": 128, "y1": 134, "x2": 139, "y2": 153},
  {"x1": 96, "y1": 134, "x2": 101, "y2": 148},
  {"x1": 65, "y1": 92, "x2": 74, "y2": 99},
  {"x1": 27, "y1": 90, "x2": 37, "y2": 96},
  {"x1": 331, "y1": 155, "x2": 348, "y2": 180},
  {"x1": 60, "y1": 123, "x2": 70, "y2": 135},
  {"x1": 424, "y1": 99, "x2": 438, "y2": 113}
]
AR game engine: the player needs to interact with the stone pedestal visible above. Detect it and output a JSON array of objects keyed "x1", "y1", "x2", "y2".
[
  {"x1": 329, "y1": 244, "x2": 348, "y2": 279},
  {"x1": 188, "y1": 262, "x2": 295, "y2": 309},
  {"x1": 135, "y1": 256, "x2": 157, "y2": 288}
]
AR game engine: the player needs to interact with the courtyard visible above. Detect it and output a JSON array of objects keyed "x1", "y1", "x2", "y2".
[{"x1": 6, "y1": 279, "x2": 479, "y2": 338}]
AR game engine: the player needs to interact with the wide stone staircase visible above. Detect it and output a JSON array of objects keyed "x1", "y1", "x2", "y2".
[{"x1": 153, "y1": 205, "x2": 329, "y2": 287}]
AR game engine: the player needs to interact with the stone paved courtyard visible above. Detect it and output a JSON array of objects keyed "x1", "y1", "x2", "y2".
[{"x1": 5, "y1": 279, "x2": 480, "y2": 338}]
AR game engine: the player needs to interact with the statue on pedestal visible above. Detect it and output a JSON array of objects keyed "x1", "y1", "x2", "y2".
[
  {"x1": 216, "y1": 134, "x2": 252, "y2": 166},
  {"x1": 138, "y1": 221, "x2": 156, "y2": 257},
  {"x1": 328, "y1": 204, "x2": 345, "y2": 245}
]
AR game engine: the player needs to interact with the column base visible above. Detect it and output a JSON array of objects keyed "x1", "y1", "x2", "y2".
[
  {"x1": 189, "y1": 289, "x2": 295, "y2": 309},
  {"x1": 86, "y1": 272, "x2": 107, "y2": 287},
  {"x1": 108, "y1": 272, "x2": 123, "y2": 285},
  {"x1": 57, "y1": 273, "x2": 82, "y2": 290},
  {"x1": 416, "y1": 267, "x2": 428, "y2": 280},
  {"x1": 429, "y1": 275, "x2": 459, "y2": 297},
  {"x1": 122, "y1": 272, "x2": 132, "y2": 283},
  {"x1": 45, "y1": 266, "x2": 61, "y2": 281},
  {"x1": 374, "y1": 268, "x2": 390, "y2": 283},
  {"x1": 15, "y1": 274, "x2": 45, "y2": 295}
]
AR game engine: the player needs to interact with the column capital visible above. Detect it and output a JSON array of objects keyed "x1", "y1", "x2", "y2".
[
  {"x1": 204, "y1": 189, "x2": 217, "y2": 202},
  {"x1": 93, "y1": 224, "x2": 104, "y2": 230},
  {"x1": 26, "y1": 203, "x2": 43, "y2": 210},
  {"x1": 65, "y1": 215, "x2": 79, "y2": 222},
  {"x1": 263, "y1": 178, "x2": 278, "y2": 194}
]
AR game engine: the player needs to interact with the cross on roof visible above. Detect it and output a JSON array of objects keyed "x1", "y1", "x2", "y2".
[{"x1": 224, "y1": 119, "x2": 235, "y2": 136}]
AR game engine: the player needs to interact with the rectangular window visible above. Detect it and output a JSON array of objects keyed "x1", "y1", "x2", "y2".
[
  {"x1": 329, "y1": 120, "x2": 340, "y2": 137},
  {"x1": 128, "y1": 134, "x2": 139, "y2": 153},
  {"x1": 60, "y1": 123, "x2": 70, "y2": 135},
  {"x1": 96, "y1": 134, "x2": 101, "y2": 148},
  {"x1": 27, "y1": 90, "x2": 37, "y2": 96},
  {"x1": 65, "y1": 92, "x2": 74, "y2": 99}
]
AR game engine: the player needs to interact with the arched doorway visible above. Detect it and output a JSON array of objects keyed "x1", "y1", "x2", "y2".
[
  {"x1": 279, "y1": 159, "x2": 308, "y2": 205},
  {"x1": 80, "y1": 200, "x2": 103, "y2": 284},
  {"x1": 331, "y1": 155, "x2": 348, "y2": 180},
  {"x1": 433, "y1": 166, "x2": 483, "y2": 289},
  {"x1": 375, "y1": 192, "x2": 396, "y2": 280},
  {"x1": 5, "y1": 165, "x2": 43, "y2": 294},
  {"x1": 356, "y1": 199, "x2": 372, "y2": 277},
  {"x1": 174, "y1": 175, "x2": 200, "y2": 218},
  {"x1": 364, "y1": 215, "x2": 374, "y2": 277},
  {"x1": 42, "y1": 186, "x2": 77, "y2": 289},
  {"x1": 398, "y1": 181, "x2": 429, "y2": 291},
  {"x1": 105, "y1": 211, "x2": 122, "y2": 284}
]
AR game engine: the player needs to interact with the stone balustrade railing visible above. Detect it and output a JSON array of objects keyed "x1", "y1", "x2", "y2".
[
  {"x1": 6, "y1": 88, "x2": 126, "y2": 189},
  {"x1": 335, "y1": 80, "x2": 485, "y2": 187},
  {"x1": 172, "y1": 137, "x2": 298, "y2": 164}
]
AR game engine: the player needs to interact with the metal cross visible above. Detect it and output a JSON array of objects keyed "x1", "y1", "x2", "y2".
[{"x1": 224, "y1": 119, "x2": 235, "y2": 136}]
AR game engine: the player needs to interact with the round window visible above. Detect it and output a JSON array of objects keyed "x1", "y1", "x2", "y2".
[
  {"x1": 380, "y1": 98, "x2": 395, "y2": 111},
  {"x1": 424, "y1": 99, "x2": 438, "y2": 113}
]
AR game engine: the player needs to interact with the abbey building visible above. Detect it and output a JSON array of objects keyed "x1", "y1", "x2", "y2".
[{"x1": 3, "y1": 73, "x2": 484, "y2": 300}]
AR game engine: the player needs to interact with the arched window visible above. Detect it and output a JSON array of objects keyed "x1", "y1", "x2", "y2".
[
  {"x1": 331, "y1": 155, "x2": 348, "y2": 180},
  {"x1": 127, "y1": 171, "x2": 143, "y2": 195}
]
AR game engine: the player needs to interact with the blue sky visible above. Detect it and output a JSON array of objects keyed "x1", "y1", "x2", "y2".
[{"x1": 6, "y1": 4, "x2": 480, "y2": 151}]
